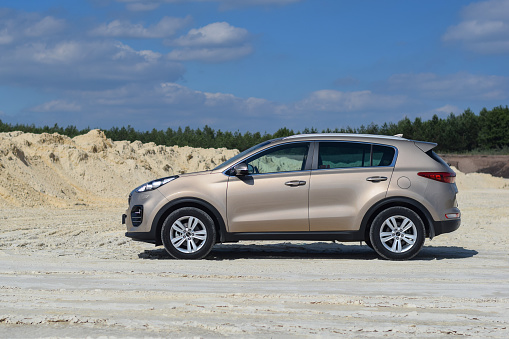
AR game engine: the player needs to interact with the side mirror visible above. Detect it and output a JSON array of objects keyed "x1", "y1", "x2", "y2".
[{"x1": 233, "y1": 163, "x2": 249, "y2": 176}]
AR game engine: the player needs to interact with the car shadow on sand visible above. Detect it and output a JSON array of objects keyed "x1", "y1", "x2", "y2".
[{"x1": 138, "y1": 242, "x2": 477, "y2": 261}]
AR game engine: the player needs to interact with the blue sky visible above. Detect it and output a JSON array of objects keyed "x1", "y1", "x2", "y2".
[{"x1": 0, "y1": 0, "x2": 508, "y2": 133}]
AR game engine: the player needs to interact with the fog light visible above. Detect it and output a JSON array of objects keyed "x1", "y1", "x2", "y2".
[
  {"x1": 131, "y1": 205, "x2": 143, "y2": 226},
  {"x1": 445, "y1": 213, "x2": 460, "y2": 219}
]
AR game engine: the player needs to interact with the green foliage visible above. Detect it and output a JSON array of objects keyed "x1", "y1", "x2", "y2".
[
  {"x1": 478, "y1": 106, "x2": 509, "y2": 149},
  {"x1": 0, "y1": 106, "x2": 508, "y2": 152}
]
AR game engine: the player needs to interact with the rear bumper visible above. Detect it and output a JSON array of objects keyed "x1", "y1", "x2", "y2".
[{"x1": 433, "y1": 219, "x2": 461, "y2": 237}]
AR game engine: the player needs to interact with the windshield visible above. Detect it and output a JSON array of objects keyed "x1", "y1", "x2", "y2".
[{"x1": 212, "y1": 139, "x2": 275, "y2": 171}]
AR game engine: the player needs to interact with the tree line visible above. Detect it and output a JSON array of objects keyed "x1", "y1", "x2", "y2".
[{"x1": 0, "y1": 106, "x2": 508, "y2": 153}]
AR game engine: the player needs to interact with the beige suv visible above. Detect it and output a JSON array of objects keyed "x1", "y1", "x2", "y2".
[{"x1": 123, "y1": 134, "x2": 460, "y2": 260}]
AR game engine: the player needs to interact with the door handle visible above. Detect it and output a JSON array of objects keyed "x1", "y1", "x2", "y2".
[
  {"x1": 366, "y1": 176, "x2": 388, "y2": 182},
  {"x1": 285, "y1": 180, "x2": 306, "y2": 187}
]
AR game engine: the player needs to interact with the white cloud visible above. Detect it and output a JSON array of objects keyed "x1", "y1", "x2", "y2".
[
  {"x1": 0, "y1": 12, "x2": 66, "y2": 44},
  {"x1": 0, "y1": 28, "x2": 13, "y2": 44},
  {"x1": 125, "y1": 2, "x2": 161, "y2": 11},
  {"x1": 32, "y1": 41, "x2": 83, "y2": 64},
  {"x1": 115, "y1": 0, "x2": 301, "y2": 11},
  {"x1": 172, "y1": 22, "x2": 249, "y2": 47},
  {"x1": 168, "y1": 45, "x2": 253, "y2": 62},
  {"x1": 90, "y1": 16, "x2": 191, "y2": 38},
  {"x1": 215, "y1": 0, "x2": 301, "y2": 10},
  {"x1": 387, "y1": 72, "x2": 509, "y2": 100},
  {"x1": 443, "y1": 0, "x2": 509, "y2": 53},
  {"x1": 157, "y1": 83, "x2": 275, "y2": 116},
  {"x1": 13, "y1": 74, "x2": 495, "y2": 134},
  {"x1": 167, "y1": 22, "x2": 253, "y2": 62},
  {"x1": 24, "y1": 16, "x2": 66, "y2": 37},
  {"x1": 461, "y1": 0, "x2": 509, "y2": 20},
  {"x1": 31, "y1": 100, "x2": 81, "y2": 112},
  {"x1": 433, "y1": 104, "x2": 460, "y2": 114},
  {"x1": 22, "y1": 82, "x2": 284, "y2": 131},
  {"x1": 295, "y1": 90, "x2": 406, "y2": 112},
  {"x1": 0, "y1": 38, "x2": 184, "y2": 89}
]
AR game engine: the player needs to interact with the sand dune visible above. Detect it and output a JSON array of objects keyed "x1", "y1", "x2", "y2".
[{"x1": 0, "y1": 130, "x2": 237, "y2": 208}]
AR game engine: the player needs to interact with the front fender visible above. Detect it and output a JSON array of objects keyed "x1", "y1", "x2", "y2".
[{"x1": 150, "y1": 197, "x2": 228, "y2": 245}]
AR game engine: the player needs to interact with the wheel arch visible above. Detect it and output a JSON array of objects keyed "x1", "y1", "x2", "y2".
[
  {"x1": 360, "y1": 196, "x2": 436, "y2": 242},
  {"x1": 151, "y1": 197, "x2": 227, "y2": 245}
]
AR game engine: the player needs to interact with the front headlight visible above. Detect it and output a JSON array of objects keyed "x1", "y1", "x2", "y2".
[{"x1": 136, "y1": 176, "x2": 178, "y2": 193}]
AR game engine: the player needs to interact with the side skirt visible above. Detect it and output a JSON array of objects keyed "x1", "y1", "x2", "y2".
[{"x1": 222, "y1": 231, "x2": 364, "y2": 243}]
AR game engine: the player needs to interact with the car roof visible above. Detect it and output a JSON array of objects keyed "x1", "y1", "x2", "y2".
[{"x1": 278, "y1": 133, "x2": 437, "y2": 152}]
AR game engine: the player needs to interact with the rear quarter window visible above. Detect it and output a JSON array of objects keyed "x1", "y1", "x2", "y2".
[{"x1": 372, "y1": 145, "x2": 395, "y2": 166}]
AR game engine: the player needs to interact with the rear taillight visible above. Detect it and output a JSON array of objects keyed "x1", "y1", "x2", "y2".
[{"x1": 417, "y1": 171, "x2": 456, "y2": 183}]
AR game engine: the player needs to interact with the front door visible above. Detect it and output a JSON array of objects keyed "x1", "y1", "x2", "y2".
[{"x1": 226, "y1": 142, "x2": 311, "y2": 233}]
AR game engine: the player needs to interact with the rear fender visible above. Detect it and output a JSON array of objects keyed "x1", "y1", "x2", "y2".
[{"x1": 360, "y1": 197, "x2": 436, "y2": 240}]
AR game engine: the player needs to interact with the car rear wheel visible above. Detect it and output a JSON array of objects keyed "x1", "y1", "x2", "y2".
[
  {"x1": 161, "y1": 207, "x2": 216, "y2": 259},
  {"x1": 369, "y1": 206, "x2": 425, "y2": 260}
]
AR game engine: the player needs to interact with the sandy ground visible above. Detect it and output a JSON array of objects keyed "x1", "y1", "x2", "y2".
[
  {"x1": 1, "y1": 186, "x2": 509, "y2": 338},
  {"x1": 1, "y1": 131, "x2": 509, "y2": 337}
]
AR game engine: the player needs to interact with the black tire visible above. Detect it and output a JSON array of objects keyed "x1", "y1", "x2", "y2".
[
  {"x1": 364, "y1": 237, "x2": 374, "y2": 250},
  {"x1": 369, "y1": 206, "x2": 425, "y2": 260},
  {"x1": 161, "y1": 207, "x2": 216, "y2": 260}
]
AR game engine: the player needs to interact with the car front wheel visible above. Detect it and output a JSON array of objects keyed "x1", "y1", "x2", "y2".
[
  {"x1": 161, "y1": 207, "x2": 216, "y2": 259},
  {"x1": 369, "y1": 206, "x2": 425, "y2": 260}
]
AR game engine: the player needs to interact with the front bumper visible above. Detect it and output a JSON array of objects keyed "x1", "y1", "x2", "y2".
[
  {"x1": 125, "y1": 231, "x2": 156, "y2": 244},
  {"x1": 123, "y1": 207, "x2": 158, "y2": 244}
]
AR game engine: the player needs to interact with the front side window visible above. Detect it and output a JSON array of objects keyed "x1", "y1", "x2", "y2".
[
  {"x1": 318, "y1": 142, "x2": 395, "y2": 169},
  {"x1": 244, "y1": 143, "x2": 310, "y2": 174}
]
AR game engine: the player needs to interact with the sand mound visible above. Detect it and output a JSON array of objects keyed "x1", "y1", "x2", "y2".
[
  {"x1": 441, "y1": 154, "x2": 509, "y2": 178},
  {"x1": 0, "y1": 130, "x2": 238, "y2": 208},
  {"x1": 452, "y1": 166, "x2": 509, "y2": 190}
]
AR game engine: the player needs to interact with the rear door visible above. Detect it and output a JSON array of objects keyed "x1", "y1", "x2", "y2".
[
  {"x1": 309, "y1": 142, "x2": 395, "y2": 231},
  {"x1": 226, "y1": 142, "x2": 312, "y2": 233}
]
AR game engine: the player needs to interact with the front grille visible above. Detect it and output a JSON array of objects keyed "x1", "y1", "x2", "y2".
[{"x1": 131, "y1": 205, "x2": 143, "y2": 227}]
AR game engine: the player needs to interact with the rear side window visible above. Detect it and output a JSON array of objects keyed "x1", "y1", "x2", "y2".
[
  {"x1": 318, "y1": 142, "x2": 370, "y2": 169},
  {"x1": 318, "y1": 142, "x2": 395, "y2": 169}
]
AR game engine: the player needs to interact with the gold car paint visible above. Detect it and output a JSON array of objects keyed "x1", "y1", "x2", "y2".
[
  {"x1": 125, "y1": 189, "x2": 169, "y2": 234},
  {"x1": 308, "y1": 166, "x2": 394, "y2": 231},
  {"x1": 226, "y1": 170, "x2": 311, "y2": 232}
]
